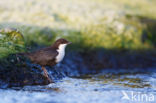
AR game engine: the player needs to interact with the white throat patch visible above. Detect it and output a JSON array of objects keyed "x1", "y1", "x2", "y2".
[{"x1": 56, "y1": 44, "x2": 67, "y2": 63}]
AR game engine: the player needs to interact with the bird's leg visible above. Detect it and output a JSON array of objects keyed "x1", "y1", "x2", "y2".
[{"x1": 41, "y1": 66, "x2": 53, "y2": 83}]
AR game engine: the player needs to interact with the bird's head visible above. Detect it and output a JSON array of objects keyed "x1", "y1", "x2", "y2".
[{"x1": 52, "y1": 38, "x2": 71, "y2": 49}]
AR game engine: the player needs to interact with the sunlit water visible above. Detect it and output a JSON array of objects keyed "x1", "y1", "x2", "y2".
[{"x1": 0, "y1": 70, "x2": 156, "y2": 103}]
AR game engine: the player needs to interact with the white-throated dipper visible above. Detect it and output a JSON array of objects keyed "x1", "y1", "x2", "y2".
[{"x1": 19, "y1": 38, "x2": 71, "y2": 83}]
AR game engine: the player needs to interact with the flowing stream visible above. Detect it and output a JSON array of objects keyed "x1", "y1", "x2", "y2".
[{"x1": 0, "y1": 68, "x2": 156, "y2": 103}]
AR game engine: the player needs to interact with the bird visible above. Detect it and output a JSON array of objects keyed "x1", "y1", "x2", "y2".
[{"x1": 17, "y1": 38, "x2": 71, "y2": 83}]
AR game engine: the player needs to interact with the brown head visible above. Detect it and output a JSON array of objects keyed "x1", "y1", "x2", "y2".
[{"x1": 52, "y1": 38, "x2": 71, "y2": 49}]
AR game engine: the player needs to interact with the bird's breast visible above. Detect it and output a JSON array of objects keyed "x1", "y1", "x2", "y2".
[
  {"x1": 55, "y1": 49, "x2": 65, "y2": 63},
  {"x1": 55, "y1": 44, "x2": 67, "y2": 63}
]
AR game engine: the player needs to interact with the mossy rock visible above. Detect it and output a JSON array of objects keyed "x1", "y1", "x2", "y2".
[{"x1": 0, "y1": 28, "x2": 25, "y2": 58}]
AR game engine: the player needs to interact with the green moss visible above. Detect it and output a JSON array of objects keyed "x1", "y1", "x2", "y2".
[{"x1": 0, "y1": 28, "x2": 26, "y2": 58}]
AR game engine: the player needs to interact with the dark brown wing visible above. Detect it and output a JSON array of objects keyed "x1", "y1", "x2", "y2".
[{"x1": 27, "y1": 47, "x2": 58, "y2": 66}]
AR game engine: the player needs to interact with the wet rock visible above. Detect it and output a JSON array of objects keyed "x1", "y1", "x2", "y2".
[
  {"x1": 0, "y1": 49, "x2": 156, "y2": 88},
  {"x1": 0, "y1": 56, "x2": 50, "y2": 88}
]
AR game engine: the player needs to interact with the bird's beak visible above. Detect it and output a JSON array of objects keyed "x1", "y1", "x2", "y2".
[{"x1": 67, "y1": 42, "x2": 72, "y2": 44}]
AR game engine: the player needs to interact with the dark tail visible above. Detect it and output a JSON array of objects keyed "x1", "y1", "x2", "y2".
[
  {"x1": 15, "y1": 52, "x2": 30, "y2": 62},
  {"x1": 16, "y1": 52, "x2": 30, "y2": 57}
]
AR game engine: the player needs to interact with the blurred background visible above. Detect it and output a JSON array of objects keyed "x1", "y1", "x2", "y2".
[
  {"x1": 0, "y1": 0, "x2": 155, "y2": 67},
  {"x1": 0, "y1": 0, "x2": 155, "y2": 51},
  {"x1": 0, "y1": 0, "x2": 156, "y2": 103}
]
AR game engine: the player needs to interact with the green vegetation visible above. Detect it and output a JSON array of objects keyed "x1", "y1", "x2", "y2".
[
  {"x1": 0, "y1": 0, "x2": 155, "y2": 58},
  {"x1": 0, "y1": 28, "x2": 25, "y2": 58}
]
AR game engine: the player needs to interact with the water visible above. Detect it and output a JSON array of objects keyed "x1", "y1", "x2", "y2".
[{"x1": 0, "y1": 70, "x2": 156, "y2": 103}]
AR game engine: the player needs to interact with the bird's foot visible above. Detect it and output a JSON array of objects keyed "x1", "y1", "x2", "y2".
[{"x1": 41, "y1": 66, "x2": 54, "y2": 83}]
